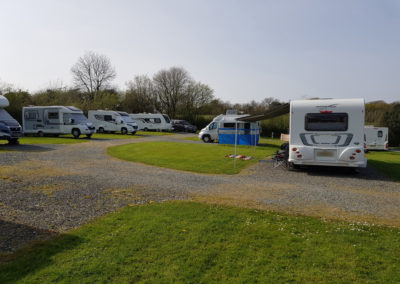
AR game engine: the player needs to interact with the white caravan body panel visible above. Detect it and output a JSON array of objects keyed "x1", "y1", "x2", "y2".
[
  {"x1": 129, "y1": 113, "x2": 172, "y2": 131},
  {"x1": 364, "y1": 126, "x2": 388, "y2": 150},
  {"x1": 289, "y1": 98, "x2": 366, "y2": 168},
  {"x1": 88, "y1": 110, "x2": 138, "y2": 134},
  {"x1": 22, "y1": 106, "x2": 95, "y2": 136}
]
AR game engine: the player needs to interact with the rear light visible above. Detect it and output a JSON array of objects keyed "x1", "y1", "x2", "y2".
[
  {"x1": 386, "y1": 143, "x2": 389, "y2": 149},
  {"x1": 292, "y1": 147, "x2": 297, "y2": 151},
  {"x1": 355, "y1": 149, "x2": 361, "y2": 153},
  {"x1": 364, "y1": 143, "x2": 367, "y2": 149},
  {"x1": 349, "y1": 156, "x2": 355, "y2": 160},
  {"x1": 297, "y1": 155, "x2": 302, "y2": 158},
  {"x1": 352, "y1": 153, "x2": 356, "y2": 156},
  {"x1": 320, "y1": 110, "x2": 332, "y2": 113},
  {"x1": 296, "y1": 151, "x2": 300, "y2": 154}
]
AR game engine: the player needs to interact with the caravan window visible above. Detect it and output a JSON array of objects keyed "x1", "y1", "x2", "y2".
[
  {"x1": 48, "y1": 112, "x2": 59, "y2": 119},
  {"x1": 305, "y1": 113, "x2": 348, "y2": 131},
  {"x1": 154, "y1": 118, "x2": 161, "y2": 123},
  {"x1": 25, "y1": 111, "x2": 37, "y2": 120},
  {"x1": 377, "y1": 130, "x2": 383, "y2": 138},
  {"x1": 104, "y1": 115, "x2": 113, "y2": 122},
  {"x1": 94, "y1": 115, "x2": 104, "y2": 121},
  {"x1": 224, "y1": 123, "x2": 235, "y2": 128}
]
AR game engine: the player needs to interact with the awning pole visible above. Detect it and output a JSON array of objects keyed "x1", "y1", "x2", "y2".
[{"x1": 234, "y1": 121, "x2": 238, "y2": 168}]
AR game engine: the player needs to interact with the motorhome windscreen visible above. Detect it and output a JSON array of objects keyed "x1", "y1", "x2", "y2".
[
  {"x1": 120, "y1": 116, "x2": 135, "y2": 123},
  {"x1": 162, "y1": 115, "x2": 170, "y2": 123},
  {"x1": 64, "y1": 113, "x2": 89, "y2": 124},
  {"x1": 305, "y1": 113, "x2": 348, "y2": 131},
  {"x1": 0, "y1": 109, "x2": 15, "y2": 121}
]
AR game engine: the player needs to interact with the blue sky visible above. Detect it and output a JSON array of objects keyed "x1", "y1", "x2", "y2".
[{"x1": 0, "y1": 0, "x2": 399, "y2": 103}]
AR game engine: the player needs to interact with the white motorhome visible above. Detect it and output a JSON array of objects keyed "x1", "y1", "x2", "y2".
[
  {"x1": 129, "y1": 113, "x2": 172, "y2": 131},
  {"x1": 364, "y1": 126, "x2": 388, "y2": 151},
  {"x1": 288, "y1": 98, "x2": 366, "y2": 168},
  {"x1": 23, "y1": 106, "x2": 95, "y2": 138},
  {"x1": 0, "y1": 95, "x2": 23, "y2": 144},
  {"x1": 88, "y1": 110, "x2": 138, "y2": 134},
  {"x1": 198, "y1": 112, "x2": 261, "y2": 145}
]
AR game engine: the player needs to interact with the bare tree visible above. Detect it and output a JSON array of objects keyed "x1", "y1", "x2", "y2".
[
  {"x1": 124, "y1": 75, "x2": 158, "y2": 113},
  {"x1": 71, "y1": 51, "x2": 116, "y2": 100},
  {"x1": 153, "y1": 67, "x2": 190, "y2": 117},
  {"x1": 180, "y1": 82, "x2": 213, "y2": 117}
]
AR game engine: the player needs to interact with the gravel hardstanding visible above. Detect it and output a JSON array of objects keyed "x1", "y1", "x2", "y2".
[{"x1": 0, "y1": 134, "x2": 399, "y2": 252}]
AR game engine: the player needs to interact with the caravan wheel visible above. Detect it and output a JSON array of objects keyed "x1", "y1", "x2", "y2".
[
  {"x1": 72, "y1": 129, "x2": 80, "y2": 139},
  {"x1": 38, "y1": 131, "x2": 44, "y2": 137},
  {"x1": 121, "y1": 127, "x2": 128, "y2": 135},
  {"x1": 98, "y1": 127, "x2": 104, "y2": 133}
]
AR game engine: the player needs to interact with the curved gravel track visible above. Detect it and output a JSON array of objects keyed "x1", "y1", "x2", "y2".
[{"x1": 0, "y1": 134, "x2": 399, "y2": 252}]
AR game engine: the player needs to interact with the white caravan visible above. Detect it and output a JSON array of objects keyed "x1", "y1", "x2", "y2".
[
  {"x1": 129, "y1": 113, "x2": 172, "y2": 131},
  {"x1": 198, "y1": 112, "x2": 261, "y2": 144},
  {"x1": 88, "y1": 110, "x2": 138, "y2": 135},
  {"x1": 23, "y1": 106, "x2": 95, "y2": 138},
  {"x1": 0, "y1": 95, "x2": 23, "y2": 144},
  {"x1": 364, "y1": 126, "x2": 388, "y2": 151},
  {"x1": 288, "y1": 98, "x2": 366, "y2": 168}
]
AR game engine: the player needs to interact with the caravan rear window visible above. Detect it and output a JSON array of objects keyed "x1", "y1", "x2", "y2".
[{"x1": 305, "y1": 113, "x2": 348, "y2": 131}]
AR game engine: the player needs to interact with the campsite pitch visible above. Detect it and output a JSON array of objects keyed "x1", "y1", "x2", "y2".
[{"x1": 107, "y1": 141, "x2": 279, "y2": 174}]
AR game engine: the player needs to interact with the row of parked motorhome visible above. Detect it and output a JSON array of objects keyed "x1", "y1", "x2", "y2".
[
  {"x1": 0, "y1": 96, "x2": 173, "y2": 141},
  {"x1": 0, "y1": 96, "x2": 390, "y2": 169}
]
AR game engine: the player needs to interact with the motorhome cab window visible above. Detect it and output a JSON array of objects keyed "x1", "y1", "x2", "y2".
[
  {"x1": 305, "y1": 113, "x2": 348, "y2": 131},
  {"x1": 94, "y1": 115, "x2": 104, "y2": 121},
  {"x1": 48, "y1": 112, "x2": 59, "y2": 119},
  {"x1": 377, "y1": 130, "x2": 383, "y2": 138},
  {"x1": 162, "y1": 115, "x2": 170, "y2": 123},
  {"x1": 209, "y1": 122, "x2": 217, "y2": 130},
  {"x1": 25, "y1": 111, "x2": 37, "y2": 120}
]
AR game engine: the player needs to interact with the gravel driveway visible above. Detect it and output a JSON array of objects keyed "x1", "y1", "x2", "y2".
[{"x1": 1, "y1": 134, "x2": 399, "y2": 252}]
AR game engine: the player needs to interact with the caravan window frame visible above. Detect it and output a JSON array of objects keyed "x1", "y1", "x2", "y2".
[
  {"x1": 377, "y1": 130, "x2": 383, "y2": 138},
  {"x1": 48, "y1": 112, "x2": 59, "y2": 120},
  {"x1": 305, "y1": 113, "x2": 348, "y2": 132}
]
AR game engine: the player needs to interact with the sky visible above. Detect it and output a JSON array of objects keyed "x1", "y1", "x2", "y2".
[{"x1": 0, "y1": 0, "x2": 399, "y2": 103}]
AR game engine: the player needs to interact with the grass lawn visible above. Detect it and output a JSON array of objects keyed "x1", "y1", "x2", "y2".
[
  {"x1": 91, "y1": 133, "x2": 142, "y2": 140},
  {"x1": 136, "y1": 130, "x2": 174, "y2": 136},
  {"x1": 107, "y1": 141, "x2": 279, "y2": 174},
  {"x1": 183, "y1": 136, "x2": 284, "y2": 147},
  {"x1": 0, "y1": 202, "x2": 399, "y2": 283},
  {"x1": 0, "y1": 136, "x2": 89, "y2": 145},
  {"x1": 366, "y1": 151, "x2": 400, "y2": 181}
]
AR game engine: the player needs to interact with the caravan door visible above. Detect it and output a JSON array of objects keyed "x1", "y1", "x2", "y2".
[{"x1": 44, "y1": 109, "x2": 61, "y2": 134}]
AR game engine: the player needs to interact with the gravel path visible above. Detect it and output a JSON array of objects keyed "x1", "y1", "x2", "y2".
[{"x1": 0, "y1": 134, "x2": 399, "y2": 252}]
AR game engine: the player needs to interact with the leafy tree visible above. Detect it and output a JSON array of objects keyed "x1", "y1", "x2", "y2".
[
  {"x1": 4, "y1": 91, "x2": 32, "y2": 124},
  {"x1": 384, "y1": 103, "x2": 400, "y2": 146}
]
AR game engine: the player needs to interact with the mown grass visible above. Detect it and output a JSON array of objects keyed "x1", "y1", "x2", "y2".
[
  {"x1": 0, "y1": 136, "x2": 89, "y2": 145},
  {"x1": 136, "y1": 130, "x2": 174, "y2": 136},
  {"x1": 366, "y1": 151, "x2": 400, "y2": 181},
  {"x1": 183, "y1": 136, "x2": 284, "y2": 147},
  {"x1": 0, "y1": 202, "x2": 399, "y2": 283},
  {"x1": 107, "y1": 141, "x2": 279, "y2": 174}
]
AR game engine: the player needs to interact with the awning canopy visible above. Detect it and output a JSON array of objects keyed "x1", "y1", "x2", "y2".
[{"x1": 237, "y1": 103, "x2": 290, "y2": 122}]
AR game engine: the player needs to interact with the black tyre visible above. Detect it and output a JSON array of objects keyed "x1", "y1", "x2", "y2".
[
  {"x1": 121, "y1": 128, "x2": 128, "y2": 135},
  {"x1": 131, "y1": 131, "x2": 136, "y2": 135},
  {"x1": 8, "y1": 138, "x2": 19, "y2": 145},
  {"x1": 202, "y1": 135, "x2": 212, "y2": 143},
  {"x1": 72, "y1": 129, "x2": 80, "y2": 139},
  {"x1": 144, "y1": 127, "x2": 148, "y2": 131},
  {"x1": 38, "y1": 131, "x2": 44, "y2": 137},
  {"x1": 98, "y1": 127, "x2": 104, "y2": 133},
  {"x1": 86, "y1": 134, "x2": 92, "y2": 139}
]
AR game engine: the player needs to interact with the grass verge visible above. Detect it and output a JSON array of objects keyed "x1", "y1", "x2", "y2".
[
  {"x1": 107, "y1": 141, "x2": 279, "y2": 174},
  {"x1": 366, "y1": 151, "x2": 400, "y2": 181},
  {"x1": 136, "y1": 130, "x2": 174, "y2": 136},
  {"x1": 0, "y1": 202, "x2": 399, "y2": 283}
]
